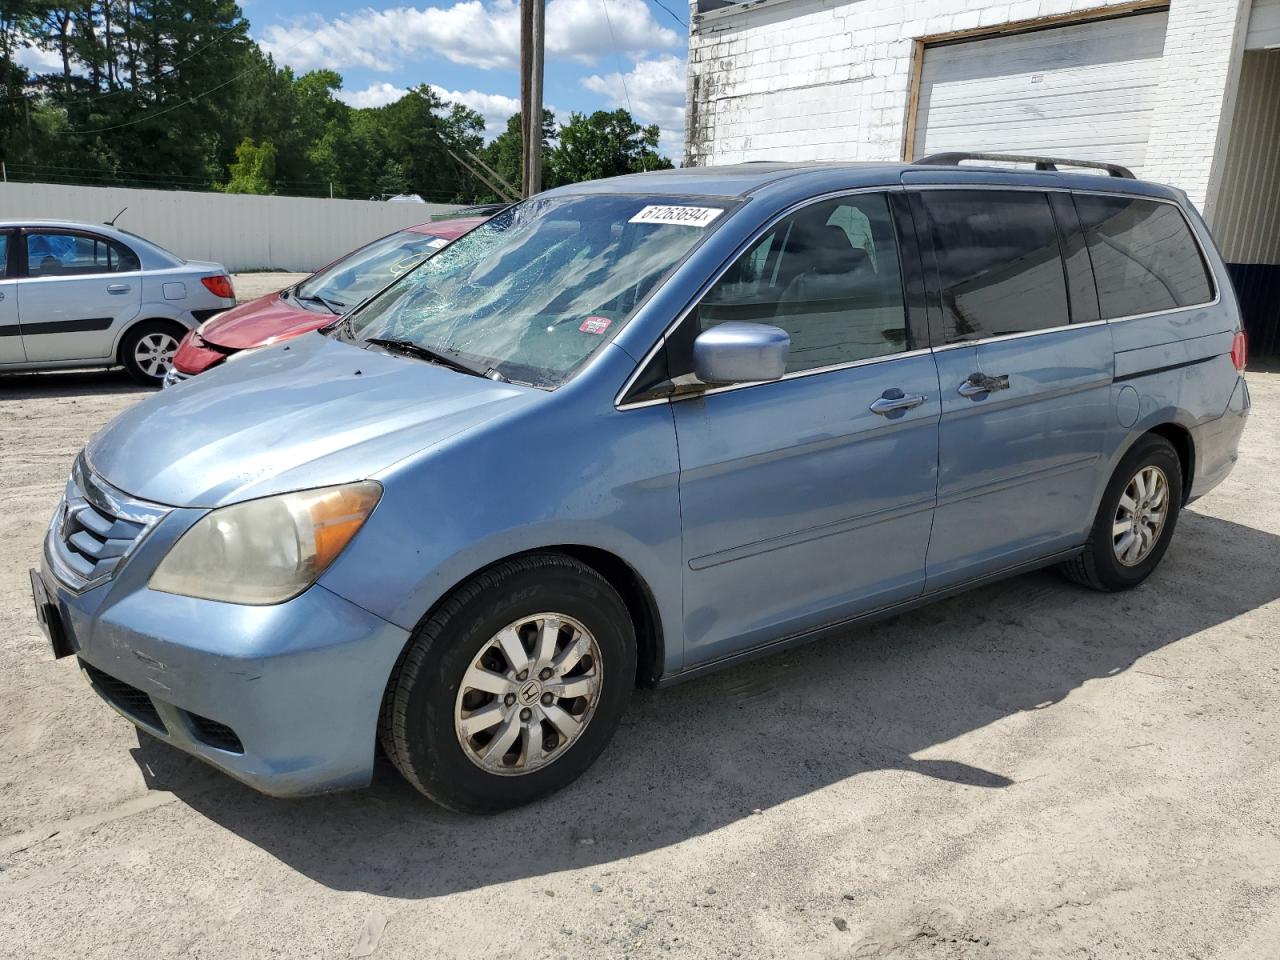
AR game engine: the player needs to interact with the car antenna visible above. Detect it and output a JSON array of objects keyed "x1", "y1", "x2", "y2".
[{"x1": 104, "y1": 206, "x2": 128, "y2": 226}]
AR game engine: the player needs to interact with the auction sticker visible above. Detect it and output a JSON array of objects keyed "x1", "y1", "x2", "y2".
[
  {"x1": 579, "y1": 316, "x2": 612, "y2": 335},
  {"x1": 628, "y1": 205, "x2": 723, "y2": 227}
]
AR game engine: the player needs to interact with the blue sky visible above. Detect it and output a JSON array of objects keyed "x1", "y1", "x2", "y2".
[{"x1": 243, "y1": 0, "x2": 690, "y2": 156}]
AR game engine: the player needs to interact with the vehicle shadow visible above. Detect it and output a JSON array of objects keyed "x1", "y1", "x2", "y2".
[
  {"x1": 0, "y1": 368, "x2": 152, "y2": 400},
  {"x1": 129, "y1": 509, "x2": 1280, "y2": 900}
]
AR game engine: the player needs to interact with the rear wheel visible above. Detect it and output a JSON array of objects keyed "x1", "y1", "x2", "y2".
[
  {"x1": 121, "y1": 321, "x2": 185, "y2": 385},
  {"x1": 1061, "y1": 434, "x2": 1183, "y2": 591},
  {"x1": 380, "y1": 554, "x2": 636, "y2": 813}
]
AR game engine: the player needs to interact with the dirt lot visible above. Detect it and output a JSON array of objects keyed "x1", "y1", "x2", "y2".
[
  {"x1": 0, "y1": 356, "x2": 1276, "y2": 959},
  {"x1": 233, "y1": 272, "x2": 311, "y2": 302}
]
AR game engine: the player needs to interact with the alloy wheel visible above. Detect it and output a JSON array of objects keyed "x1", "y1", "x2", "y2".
[
  {"x1": 133, "y1": 331, "x2": 179, "y2": 378},
  {"x1": 1112, "y1": 464, "x2": 1170, "y2": 566},
  {"x1": 454, "y1": 613, "x2": 603, "y2": 776}
]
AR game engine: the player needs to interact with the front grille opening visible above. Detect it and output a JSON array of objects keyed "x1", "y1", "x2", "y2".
[
  {"x1": 59, "y1": 501, "x2": 144, "y2": 583},
  {"x1": 81, "y1": 661, "x2": 167, "y2": 733},
  {"x1": 184, "y1": 711, "x2": 245, "y2": 754}
]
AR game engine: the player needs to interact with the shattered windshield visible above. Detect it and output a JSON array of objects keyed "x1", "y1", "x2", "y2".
[
  {"x1": 345, "y1": 194, "x2": 733, "y2": 387},
  {"x1": 298, "y1": 229, "x2": 449, "y2": 311}
]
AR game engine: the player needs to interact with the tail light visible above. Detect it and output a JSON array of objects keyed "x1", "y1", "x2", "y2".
[
  {"x1": 1230, "y1": 331, "x2": 1248, "y2": 372},
  {"x1": 201, "y1": 275, "x2": 235, "y2": 300}
]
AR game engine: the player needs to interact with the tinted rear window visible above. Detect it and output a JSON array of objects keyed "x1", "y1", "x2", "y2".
[
  {"x1": 1073, "y1": 195, "x2": 1213, "y2": 319},
  {"x1": 920, "y1": 191, "x2": 1069, "y2": 343}
]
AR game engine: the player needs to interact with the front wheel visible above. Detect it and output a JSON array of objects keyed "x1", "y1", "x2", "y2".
[
  {"x1": 1060, "y1": 434, "x2": 1183, "y2": 591},
  {"x1": 380, "y1": 554, "x2": 636, "y2": 813}
]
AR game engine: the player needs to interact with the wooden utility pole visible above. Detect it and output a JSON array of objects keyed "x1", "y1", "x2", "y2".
[{"x1": 519, "y1": 0, "x2": 545, "y2": 197}]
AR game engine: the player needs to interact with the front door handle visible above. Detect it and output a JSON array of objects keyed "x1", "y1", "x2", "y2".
[
  {"x1": 107, "y1": 283, "x2": 131, "y2": 294},
  {"x1": 957, "y1": 372, "x2": 1010, "y2": 398},
  {"x1": 869, "y1": 389, "x2": 928, "y2": 416}
]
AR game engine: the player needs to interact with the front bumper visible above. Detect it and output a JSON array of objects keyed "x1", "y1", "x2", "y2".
[
  {"x1": 168, "y1": 331, "x2": 233, "y2": 382},
  {"x1": 36, "y1": 537, "x2": 410, "y2": 797}
]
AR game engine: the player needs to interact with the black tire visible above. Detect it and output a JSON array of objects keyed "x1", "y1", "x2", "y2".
[
  {"x1": 1060, "y1": 434, "x2": 1183, "y2": 591},
  {"x1": 120, "y1": 320, "x2": 186, "y2": 385},
  {"x1": 380, "y1": 553, "x2": 636, "y2": 813}
]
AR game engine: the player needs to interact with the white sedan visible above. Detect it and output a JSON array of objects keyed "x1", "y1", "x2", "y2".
[{"x1": 0, "y1": 219, "x2": 236, "y2": 385}]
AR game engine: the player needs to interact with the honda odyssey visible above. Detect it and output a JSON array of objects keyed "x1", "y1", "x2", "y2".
[{"x1": 32, "y1": 156, "x2": 1250, "y2": 812}]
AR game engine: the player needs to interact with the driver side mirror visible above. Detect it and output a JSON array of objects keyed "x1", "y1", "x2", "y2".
[{"x1": 693, "y1": 322, "x2": 790, "y2": 386}]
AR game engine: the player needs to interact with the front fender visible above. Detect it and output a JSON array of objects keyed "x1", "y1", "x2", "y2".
[{"x1": 320, "y1": 389, "x2": 685, "y2": 677}]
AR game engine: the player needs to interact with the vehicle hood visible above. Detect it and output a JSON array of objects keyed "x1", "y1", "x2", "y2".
[
  {"x1": 198, "y1": 291, "x2": 329, "y2": 350},
  {"x1": 86, "y1": 333, "x2": 541, "y2": 508}
]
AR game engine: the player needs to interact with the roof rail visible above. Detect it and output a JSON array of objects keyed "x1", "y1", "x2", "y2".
[{"x1": 914, "y1": 151, "x2": 1135, "y2": 179}]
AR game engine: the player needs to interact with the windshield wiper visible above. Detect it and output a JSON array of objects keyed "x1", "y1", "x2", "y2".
[
  {"x1": 296, "y1": 292, "x2": 344, "y2": 314},
  {"x1": 363, "y1": 337, "x2": 487, "y2": 378}
]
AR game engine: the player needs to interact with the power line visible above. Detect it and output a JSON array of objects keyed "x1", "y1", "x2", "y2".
[
  {"x1": 69, "y1": 21, "x2": 326, "y2": 135},
  {"x1": 599, "y1": 0, "x2": 635, "y2": 119},
  {"x1": 648, "y1": 0, "x2": 688, "y2": 28},
  {"x1": 3, "y1": 167, "x2": 489, "y2": 202},
  {"x1": 1, "y1": 26, "x2": 248, "y2": 104},
  {"x1": 599, "y1": 0, "x2": 647, "y2": 172}
]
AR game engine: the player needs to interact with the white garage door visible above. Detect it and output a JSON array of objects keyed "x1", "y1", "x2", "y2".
[{"x1": 912, "y1": 11, "x2": 1169, "y2": 176}]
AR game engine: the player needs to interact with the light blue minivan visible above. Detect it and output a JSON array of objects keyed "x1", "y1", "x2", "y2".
[{"x1": 32, "y1": 155, "x2": 1250, "y2": 812}]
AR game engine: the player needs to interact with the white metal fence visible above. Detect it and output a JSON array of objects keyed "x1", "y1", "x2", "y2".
[{"x1": 0, "y1": 181, "x2": 463, "y2": 272}]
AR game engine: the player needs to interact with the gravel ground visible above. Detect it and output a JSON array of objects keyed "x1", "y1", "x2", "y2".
[{"x1": 0, "y1": 360, "x2": 1276, "y2": 959}]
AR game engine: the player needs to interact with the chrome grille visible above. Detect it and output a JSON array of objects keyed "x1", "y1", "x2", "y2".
[{"x1": 47, "y1": 456, "x2": 169, "y2": 591}]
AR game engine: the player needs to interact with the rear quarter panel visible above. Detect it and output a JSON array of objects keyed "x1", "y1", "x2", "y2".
[{"x1": 1094, "y1": 196, "x2": 1244, "y2": 508}]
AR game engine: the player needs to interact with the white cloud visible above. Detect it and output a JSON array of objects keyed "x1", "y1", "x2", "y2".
[
  {"x1": 582, "y1": 55, "x2": 686, "y2": 158},
  {"x1": 335, "y1": 82, "x2": 520, "y2": 140},
  {"x1": 428, "y1": 85, "x2": 521, "y2": 139},
  {"x1": 259, "y1": 0, "x2": 681, "y2": 74},
  {"x1": 337, "y1": 82, "x2": 409, "y2": 108},
  {"x1": 16, "y1": 43, "x2": 67, "y2": 73}
]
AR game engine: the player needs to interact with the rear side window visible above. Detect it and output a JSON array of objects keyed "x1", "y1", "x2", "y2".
[
  {"x1": 920, "y1": 191, "x2": 1069, "y2": 343},
  {"x1": 25, "y1": 231, "x2": 141, "y2": 277},
  {"x1": 0, "y1": 232, "x2": 8, "y2": 277},
  {"x1": 1073, "y1": 195, "x2": 1213, "y2": 318}
]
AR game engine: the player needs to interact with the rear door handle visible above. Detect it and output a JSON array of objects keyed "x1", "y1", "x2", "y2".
[
  {"x1": 107, "y1": 283, "x2": 131, "y2": 294},
  {"x1": 957, "y1": 373, "x2": 1010, "y2": 398},
  {"x1": 869, "y1": 389, "x2": 928, "y2": 415}
]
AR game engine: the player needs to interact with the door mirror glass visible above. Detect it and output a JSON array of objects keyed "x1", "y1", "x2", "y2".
[{"x1": 693, "y1": 322, "x2": 790, "y2": 385}]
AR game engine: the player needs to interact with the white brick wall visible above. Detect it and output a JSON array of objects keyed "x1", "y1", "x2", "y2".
[
  {"x1": 686, "y1": 0, "x2": 1251, "y2": 215},
  {"x1": 1139, "y1": 0, "x2": 1252, "y2": 216}
]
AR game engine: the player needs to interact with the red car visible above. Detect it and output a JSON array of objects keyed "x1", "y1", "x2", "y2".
[{"x1": 166, "y1": 216, "x2": 487, "y2": 383}]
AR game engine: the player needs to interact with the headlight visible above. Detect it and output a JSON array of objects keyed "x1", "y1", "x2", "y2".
[{"x1": 149, "y1": 482, "x2": 381, "y2": 604}]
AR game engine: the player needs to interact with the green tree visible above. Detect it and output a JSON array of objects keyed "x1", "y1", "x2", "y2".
[
  {"x1": 483, "y1": 108, "x2": 555, "y2": 198},
  {"x1": 372, "y1": 158, "x2": 409, "y2": 199},
  {"x1": 548, "y1": 109, "x2": 671, "y2": 186},
  {"x1": 218, "y1": 136, "x2": 275, "y2": 194},
  {"x1": 1, "y1": 5, "x2": 677, "y2": 199}
]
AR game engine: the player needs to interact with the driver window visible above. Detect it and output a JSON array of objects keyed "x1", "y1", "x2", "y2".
[{"x1": 691, "y1": 193, "x2": 908, "y2": 375}]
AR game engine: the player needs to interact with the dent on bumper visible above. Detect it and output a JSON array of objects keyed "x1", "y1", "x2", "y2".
[
  {"x1": 42, "y1": 567, "x2": 410, "y2": 797},
  {"x1": 1188, "y1": 376, "x2": 1250, "y2": 502}
]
